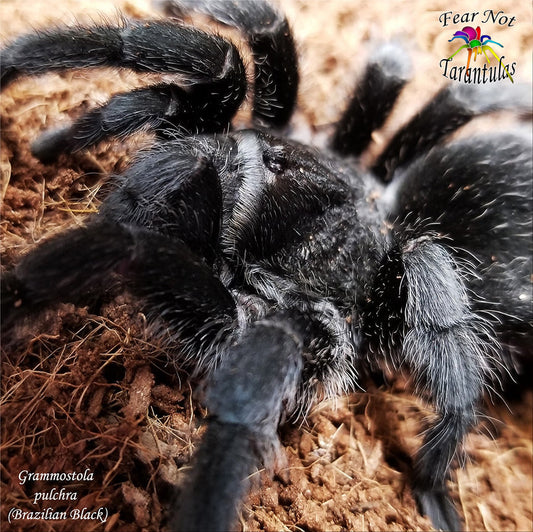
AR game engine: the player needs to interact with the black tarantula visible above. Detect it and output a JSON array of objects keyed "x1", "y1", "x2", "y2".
[{"x1": 1, "y1": 0, "x2": 532, "y2": 530}]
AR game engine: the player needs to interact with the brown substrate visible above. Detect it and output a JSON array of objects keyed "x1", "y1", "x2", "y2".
[{"x1": 1, "y1": 1, "x2": 532, "y2": 531}]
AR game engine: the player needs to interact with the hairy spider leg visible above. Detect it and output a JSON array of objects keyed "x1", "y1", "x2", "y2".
[
  {"x1": 1, "y1": 221, "x2": 237, "y2": 359},
  {"x1": 371, "y1": 82, "x2": 529, "y2": 181},
  {"x1": 157, "y1": 0, "x2": 299, "y2": 128},
  {"x1": 385, "y1": 132, "x2": 533, "y2": 362},
  {"x1": 373, "y1": 128, "x2": 532, "y2": 530},
  {"x1": 2, "y1": 217, "x2": 299, "y2": 530},
  {"x1": 399, "y1": 238, "x2": 488, "y2": 531},
  {"x1": 366, "y1": 236, "x2": 490, "y2": 531},
  {"x1": 331, "y1": 42, "x2": 412, "y2": 156},
  {"x1": 1, "y1": 140, "x2": 240, "y2": 359},
  {"x1": 171, "y1": 316, "x2": 303, "y2": 532},
  {"x1": 1, "y1": 22, "x2": 247, "y2": 162}
]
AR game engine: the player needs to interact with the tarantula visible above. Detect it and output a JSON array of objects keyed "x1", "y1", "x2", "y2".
[{"x1": 1, "y1": 0, "x2": 531, "y2": 530}]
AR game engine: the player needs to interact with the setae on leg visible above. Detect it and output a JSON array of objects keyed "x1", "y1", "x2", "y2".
[
  {"x1": 371, "y1": 82, "x2": 530, "y2": 181},
  {"x1": 364, "y1": 235, "x2": 493, "y2": 531},
  {"x1": 171, "y1": 315, "x2": 303, "y2": 532},
  {"x1": 157, "y1": 0, "x2": 299, "y2": 128},
  {"x1": 2, "y1": 221, "x2": 237, "y2": 368},
  {"x1": 1, "y1": 22, "x2": 247, "y2": 161},
  {"x1": 400, "y1": 237, "x2": 491, "y2": 531},
  {"x1": 331, "y1": 42, "x2": 411, "y2": 157}
]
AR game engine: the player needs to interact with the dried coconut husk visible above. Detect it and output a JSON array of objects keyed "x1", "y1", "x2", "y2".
[{"x1": 1, "y1": 1, "x2": 531, "y2": 531}]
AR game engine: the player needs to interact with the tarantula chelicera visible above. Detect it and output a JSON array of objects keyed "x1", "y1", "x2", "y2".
[{"x1": 1, "y1": 0, "x2": 532, "y2": 530}]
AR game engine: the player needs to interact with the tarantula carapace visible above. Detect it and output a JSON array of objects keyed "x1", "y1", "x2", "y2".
[{"x1": 1, "y1": 0, "x2": 531, "y2": 531}]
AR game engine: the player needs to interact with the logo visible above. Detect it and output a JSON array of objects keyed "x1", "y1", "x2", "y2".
[{"x1": 439, "y1": 10, "x2": 517, "y2": 84}]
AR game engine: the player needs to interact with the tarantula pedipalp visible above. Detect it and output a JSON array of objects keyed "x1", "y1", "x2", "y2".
[{"x1": 1, "y1": 0, "x2": 532, "y2": 531}]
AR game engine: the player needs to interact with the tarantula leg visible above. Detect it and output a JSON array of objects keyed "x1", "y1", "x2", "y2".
[
  {"x1": 1, "y1": 22, "x2": 246, "y2": 160},
  {"x1": 399, "y1": 238, "x2": 491, "y2": 531},
  {"x1": 332, "y1": 42, "x2": 411, "y2": 156},
  {"x1": 2, "y1": 222, "x2": 236, "y2": 357},
  {"x1": 372, "y1": 82, "x2": 531, "y2": 181},
  {"x1": 30, "y1": 83, "x2": 242, "y2": 163},
  {"x1": 171, "y1": 315, "x2": 303, "y2": 532},
  {"x1": 389, "y1": 131, "x2": 533, "y2": 340},
  {"x1": 2, "y1": 222, "x2": 131, "y2": 325},
  {"x1": 156, "y1": 0, "x2": 299, "y2": 128}
]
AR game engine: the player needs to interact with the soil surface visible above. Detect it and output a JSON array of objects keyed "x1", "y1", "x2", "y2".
[{"x1": 1, "y1": 1, "x2": 532, "y2": 531}]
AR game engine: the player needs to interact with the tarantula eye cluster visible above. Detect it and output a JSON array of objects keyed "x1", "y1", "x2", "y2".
[
  {"x1": 1, "y1": 1, "x2": 531, "y2": 531},
  {"x1": 263, "y1": 145, "x2": 289, "y2": 175}
]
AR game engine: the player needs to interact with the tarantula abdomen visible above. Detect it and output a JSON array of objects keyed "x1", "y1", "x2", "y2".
[{"x1": 1, "y1": 1, "x2": 531, "y2": 532}]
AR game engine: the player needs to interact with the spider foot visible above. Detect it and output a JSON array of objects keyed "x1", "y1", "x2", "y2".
[
  {"x1": 414, "y1": 486, "x2": 462, "y2": 532},
  {"x1": 31, "y1": 125, "x2": 73, "y2": 163}
]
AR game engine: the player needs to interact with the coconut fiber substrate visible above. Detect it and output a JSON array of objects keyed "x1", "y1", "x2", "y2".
[{"x1": 1, "y1": 0, "x2": 532, "y2": 531}]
